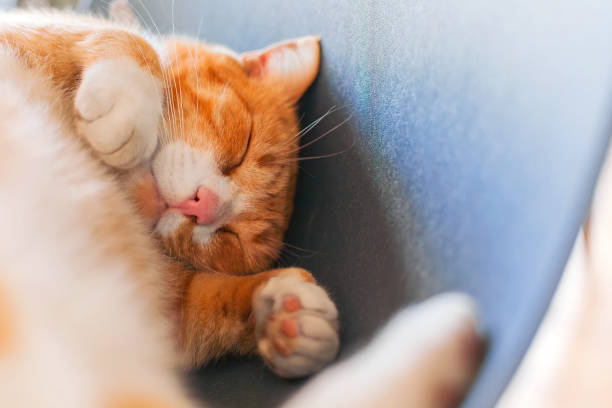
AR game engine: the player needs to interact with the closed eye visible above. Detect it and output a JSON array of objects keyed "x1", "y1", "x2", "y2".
[
  {"x1": 216, "y1": 226, "x2": 244, "y2": 250},
  {"x1": 223, "y1": 121, "x2": 252, "y2": 175}
]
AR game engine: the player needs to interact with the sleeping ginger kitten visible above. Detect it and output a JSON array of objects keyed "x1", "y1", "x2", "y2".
[{"x1": 0, "y1": 5, "x2": 484, "y2": 407}]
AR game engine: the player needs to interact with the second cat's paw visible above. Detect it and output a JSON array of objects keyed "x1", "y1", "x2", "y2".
[
  {"x1": 253, "y1": 269, "x2": 339, "y2": 378},
  {"x1": 75, "y1": 58, "x2": 163, "y2": 169}
]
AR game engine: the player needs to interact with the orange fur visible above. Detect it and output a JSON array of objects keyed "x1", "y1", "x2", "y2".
[{"x1": 157, "y1": 39, "x2": 301, "y2": 275}]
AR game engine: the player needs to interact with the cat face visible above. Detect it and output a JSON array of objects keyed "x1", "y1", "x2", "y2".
[{"x1": 132, "y1": 37, "x2": 320, "y2": 274}]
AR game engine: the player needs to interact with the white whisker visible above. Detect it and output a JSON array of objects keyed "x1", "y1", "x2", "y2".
[{"x1": 289, "y1": 114, "x2": 352, "y2": 154}]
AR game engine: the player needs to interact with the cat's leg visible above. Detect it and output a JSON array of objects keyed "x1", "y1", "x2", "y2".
[
  {"x1": 174, "y1": 265, "x2": 340, "y2": 377},
  {"x1": 283, "y1": 293, "x2": 485, "y2": 408}
]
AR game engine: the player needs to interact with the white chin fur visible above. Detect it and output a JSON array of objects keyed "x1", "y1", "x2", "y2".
[
  {"x1": 192, "y1": 225, "x2": 216, "y2": 246},
  {"x1": 155, "y1": 212, "x2": 188, "y2": 237},
  {"x1": 155, "y1": 216, "x2": 220, "y2": 247}
]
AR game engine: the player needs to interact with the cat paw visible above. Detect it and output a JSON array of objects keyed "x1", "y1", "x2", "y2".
[
  {"x1": 253, "y1": 269, "x2": 340, "y2": 378},
  {"x1": 415, "y1": 293, "x2": 485, "y2": 408},
  {"x1": 75, "y1": 58, "x2": 163, "y2": 169}
]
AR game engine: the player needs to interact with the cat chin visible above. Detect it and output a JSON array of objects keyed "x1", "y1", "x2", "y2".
[
  {"x1": 155, "y1": 211, "x2": 188, "y2": 238},
  {"x1": 152, "y1": 211, "x2": 215, "y2": 252}
]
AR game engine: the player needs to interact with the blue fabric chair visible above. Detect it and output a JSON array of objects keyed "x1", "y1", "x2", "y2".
[{"x1": 91, "y1": 1, "x2": 612, "y2": 406}]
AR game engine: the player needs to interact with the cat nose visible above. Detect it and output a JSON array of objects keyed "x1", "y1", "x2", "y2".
[{"x1": 174, "y1": 186, "x2": 221, "y2": 225}]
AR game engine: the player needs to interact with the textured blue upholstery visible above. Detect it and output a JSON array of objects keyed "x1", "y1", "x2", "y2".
[{"x1": 92, "y1": 1, "x2": 612, "y2": 406}]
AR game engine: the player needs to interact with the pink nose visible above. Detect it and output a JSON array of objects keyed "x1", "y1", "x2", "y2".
[{"x1": 174, "y1": 187, "x2": 220, "y2": 225}]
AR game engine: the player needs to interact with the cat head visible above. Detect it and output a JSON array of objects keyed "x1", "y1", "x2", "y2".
[{"x1": 132, "y1": 36, "x2": 320, "y2": 274}]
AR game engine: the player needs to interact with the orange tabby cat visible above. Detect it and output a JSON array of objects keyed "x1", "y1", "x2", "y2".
[
  {"x1": 0, "y1": 5, "x2": 338, "y2": 376},
  {"x1": 0, "y1": 5, "x2": 484, "y2": 407}
]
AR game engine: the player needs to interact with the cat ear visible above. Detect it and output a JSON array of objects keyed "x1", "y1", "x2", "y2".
[{"x1": 241, "y1": 36, "x2": 321, "y2": 104}]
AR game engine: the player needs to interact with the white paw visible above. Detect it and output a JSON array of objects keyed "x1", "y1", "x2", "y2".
[
  {"x1": 75, "y1": 58, "x2": 163, "y2": 169},
  {"x1": 253, "y1": 269, "x2": 340, "y2": 378},
  {"x1": 384, "y1": 293, "x2": 485, "y2": 407}
]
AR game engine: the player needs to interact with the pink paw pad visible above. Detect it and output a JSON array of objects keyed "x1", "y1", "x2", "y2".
[
  {"x1": 280, "y1": 318, "x2": 299, "y2": 338},
  {"x1": 283, "y1": 295, "x2": 302, "y2": 312}
]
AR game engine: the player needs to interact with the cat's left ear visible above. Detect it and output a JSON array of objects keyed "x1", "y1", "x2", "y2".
[{"x1": 241, "y1": 36, "x2": 321, "y2": 104}]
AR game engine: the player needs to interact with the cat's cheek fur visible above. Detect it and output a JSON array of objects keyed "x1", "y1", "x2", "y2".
[
  {"x1": 122, "y1": 167, "x2": 168, "y2": 227},
  {"x1": 75, "y1": 57, "x2": 163, "y2": 169}
]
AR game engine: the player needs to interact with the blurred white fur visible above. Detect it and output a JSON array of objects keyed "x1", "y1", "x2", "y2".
[
  {"x1": 285, "y1": 293, "x2": 482, "y2": 408},
  {"x1": 0, "y1": 48, "x2": 195, "y2": 408}
]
